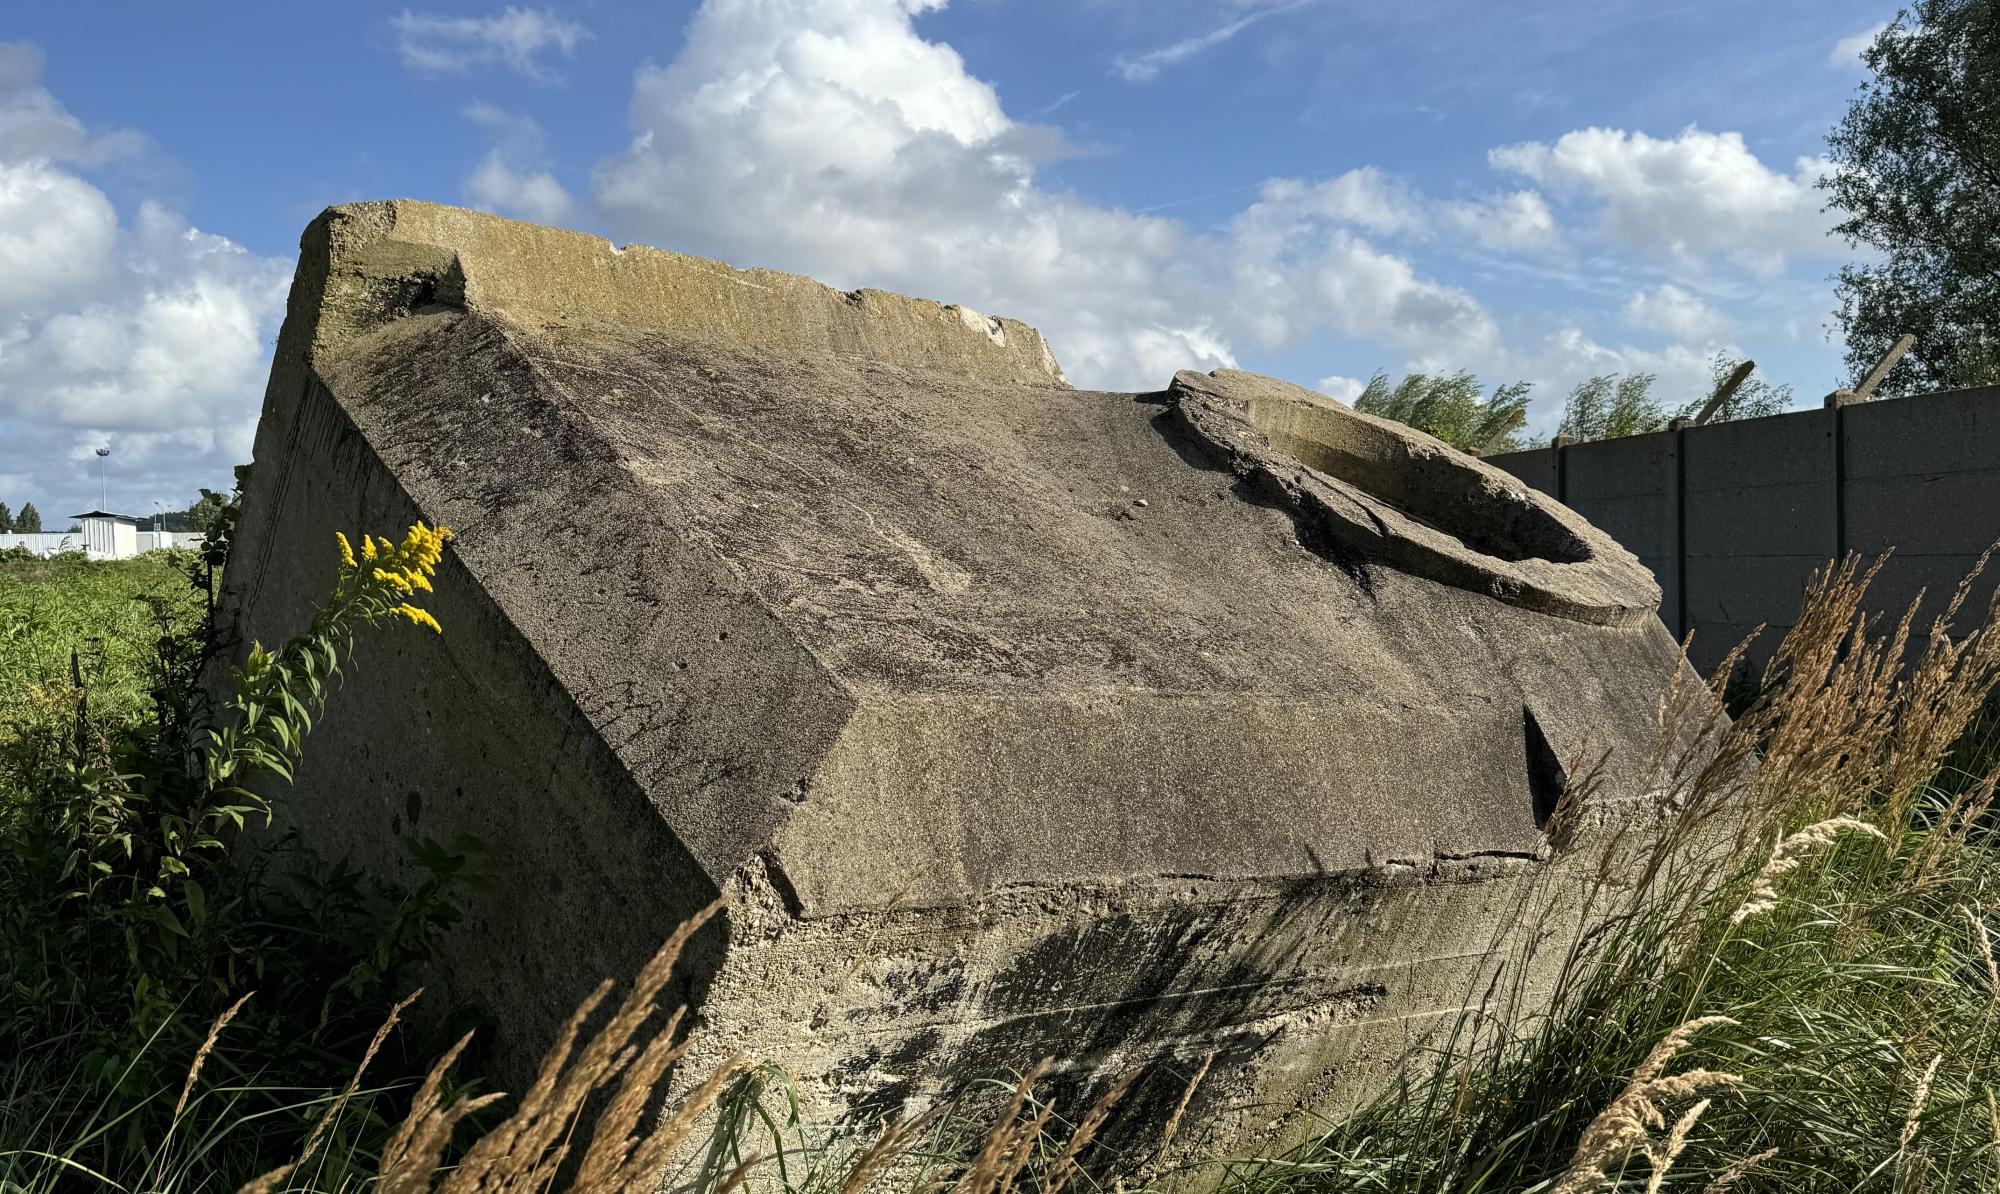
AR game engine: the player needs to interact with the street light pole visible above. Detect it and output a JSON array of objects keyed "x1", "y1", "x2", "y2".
[{"x1": 95, "y1": 447, "x2": 110, "y2": 509}]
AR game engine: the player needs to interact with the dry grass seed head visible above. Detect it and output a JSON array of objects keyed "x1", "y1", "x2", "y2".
[
  {"x1": 714, "y1": 1152, "x2": 764, "y2": 1194},
  {"x1": 375, "y1": 1031, "x2": 512, "y2": 1194},
  {"x1": 1732, "y1": 816, "x2": 1886, "y2": 924},
  {"x1": 234, "y1": 1164, "x2": 294, "y2": 1194},
  {"x1": 371, "y1": 898, "x2": 726, "y2": 1193},
  {"x1": 995, "y1": 1094, "x2": 1059, "y2": 1194},
  {"x1": 295, "y1": 987, "x2": 424, "y2": 1171},
  {"x1": 614, "y1": 1050, "x2": 751, "y2": 1192},
  {"x1": 1044, "y1": 1067, "x2": 1141, "y2": 1194},
  {"x1": 174, "y1": 990, "x2": 254, "y2": 1121},
  {"x1": 1899, "y1": 1054, "x2": 1943, "y2": 1154},
  {"x1": 1550, "y1": 1017, "x2": 1739, "y2": 1194},
  {"x1": 1698, "y1": 1147, "x2": 1777, "y2": 1194},
  {"x1": 1643, "y1": 1097, "x2": 1711, "y2": 1194},
  {"x1": 841, "y1": 1104, "x2": 955, "y2": 1194},
  {"x1": 1961, "y1": 905, "x2": 2000, "y2": 999},
  {"x1": 569, "y1": 1006, "x2": 691, "y2": 1190},
  {"x1": 1156, "y1": 1050, "x2": 1215, "y2": 1161},
  {"x1": 956, "y1": 1059, "x2": 1052, "y2": 1194}
]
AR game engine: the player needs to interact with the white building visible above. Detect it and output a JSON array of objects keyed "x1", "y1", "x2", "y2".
[{"x1": 0, "y1": 511, "x2": 206, "y2": 560}]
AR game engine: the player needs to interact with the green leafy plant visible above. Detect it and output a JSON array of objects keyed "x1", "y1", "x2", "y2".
[{"x1": 0, "y1": 517, "x2": 482, "y2": 1186}]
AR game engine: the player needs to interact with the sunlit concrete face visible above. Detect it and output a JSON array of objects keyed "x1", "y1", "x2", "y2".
[{"x1": 216, "y1": 200, "x2": 1701, "y2": 1176}]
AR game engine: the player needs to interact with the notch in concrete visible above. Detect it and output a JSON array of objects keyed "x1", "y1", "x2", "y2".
[{"x1": 1522, "y1": 706, "x2": 1567, "y2": 832}]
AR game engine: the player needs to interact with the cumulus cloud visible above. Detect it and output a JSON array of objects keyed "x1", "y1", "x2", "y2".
[
  {"x1": 0, "y1": 160, "x2": 118, "y2": 314},
  {"x1": 0, "y1": 42, "x2": 144, "y2": 164},
  {"x1": 392, "y1": 7, "x2": 588, "y2": 78},
  {"x1": 1446, "y1": 189, "x2": 1557, "y2": 251},
  {"x1": 592, "y1": 0, "x2": 1517, "y2": 387},
  {"x1": 1623, "y1": 283, "x2": 1729, "y2": 342},
  {"x1": 595, "y1": 0, "x2": 1739, "y2": 400},
  {"x1": 0, "y1": 45, "x2": 289, "y2": 515},
  {"x1": 1490, "y1": 125, "x2": 1839, "y2": 273},
  {"x1": 1831, "y1": 22, "x2": 1887, "y2": 68},
  {"x1": 463, "y1": 104, "x2": 575, "y2": 224},
  {"x1": 593, "y1": 0, "x2": 1220, "y2": 386},
  {"x1": 1236, "y1": 169, "x2": 1558, "y2": 253},
  {"x1": 1316, "y1": 374, "x2": 1366, "y2": 404}
]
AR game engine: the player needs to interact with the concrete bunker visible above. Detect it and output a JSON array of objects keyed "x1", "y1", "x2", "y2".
[{"x1": 217, "y1": 201, "x2": 1704, "y2": 1173}]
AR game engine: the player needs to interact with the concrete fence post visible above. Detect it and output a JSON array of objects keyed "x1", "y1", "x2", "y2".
[
  {"x1": 1831, "y1": 403, "x2": 1847, "y2": 562},
  {"x1": 1551, "y1": 435, "x2": 1576, "y2": 504},
  {"x1": 1667, "y1": 425, "x2": 1686, "y2": 640}
]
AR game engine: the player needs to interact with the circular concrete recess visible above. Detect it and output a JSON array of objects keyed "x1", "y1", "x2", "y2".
[{"x1": 1168, "y1": 369, "x2": 1661, "y2": 627}]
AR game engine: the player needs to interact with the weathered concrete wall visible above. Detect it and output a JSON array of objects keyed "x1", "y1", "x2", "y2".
[
  {"x1": 218, "y1": 201, "x2": 1707, "y2": 1174},
  {"x1": 1490, "y1": 387, "x2": 2000, "y2": 675}
]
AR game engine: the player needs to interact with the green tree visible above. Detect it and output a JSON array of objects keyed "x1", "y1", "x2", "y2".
[
  {"x1": 1352, "y1": 370, "x2": 1533, "y2": 454},
  {"x1": 0, "y1": 503, "x2": 12, "y2": 534},
  {"x1": 1672, "y1": 353, "x2": 1794, "y2": 424},
  {"x1": 1556, "y1": 372, "x2": 1664, "y2": 440},
  {"x1": 1822, "y1": 0, "x2": 2000, "y2": 394},
  {"x1": 14, "y1": 503, "x2": 42, "y2": 534},
  {"x1": 186, "y1": 488, "x2": 229, "y2": 534}
]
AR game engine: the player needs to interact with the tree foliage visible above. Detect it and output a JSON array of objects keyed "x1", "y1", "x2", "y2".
[
  {"x1": 1351, "y1": 370, "x2": 1533, "y2": 453},
  {"x1": 14, "y1": 503, "x2": 42, "y2": 534},
  {"x1": 1674, "y1": 353, "x2": 1794, "y2": 425},
  {"x1": 1555, "y1": 372, "x2": 1664, "y2": 441},
  {"x1": 0, "y1": 503, "x2": 11, "y2": 534},
  {"x1": 1823, "y1": 0, "x2": 2000, "y2": 394}
]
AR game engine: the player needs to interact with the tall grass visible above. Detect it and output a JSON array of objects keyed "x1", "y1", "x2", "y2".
[
  {"x1": 12, "y1": 537, "x2": 2000, "y2": 1192},
  {"x1": 1222, "y1": 552, "x2": 2000, "y2": 1192}
]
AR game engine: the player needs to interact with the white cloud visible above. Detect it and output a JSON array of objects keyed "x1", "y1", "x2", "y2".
[
  {"x1": 1623, "y1": 283, "x2": 1728, "y2": 342},
  {"x1": 0, "y1": 46, "x2": 290, "y2": 516},
  {"x1": 1237, "y1": 170, "x2": 1558, "y2": 253},
  {"x1": 468, "y1": 155, "x2": 575, "y2": 225},
  {"x1": 1831, "y1": 22, "x2": 1887, "y2": 69},
  {"x1": 1307, "y1": 232, "x2": 1501, "y2": 365},
  {"x1": 1316, "y1": 374, "x2": 1365, "y2": 404},
  {"x1": 463, "y1": 104, "x2": 575, "y2": 225},
  {"x1": 0, "y1": 42, "x2": 144, "y2": 164},
  {"x1": 590, "y1": 0, "x2": 1546, "y2": 391},
  {"x1": 1446, "y1": 189, "x2": 1557, "y2": 251},
  {"x1": 593, "y1": 0, "x2": 1221, "y2": 387},
  {"x1": 1490, "y1": 125, "x2": 1839, "y2": 273},
  {"x1": 1248, "y1": 170, "x2": 1430, "y2": 239},
  {"x1": 392, "y1": 7, "x2": 588, "y2": 78},
  {"x1": 0, "y1": 159, "x2": 118, "y2": 314}
]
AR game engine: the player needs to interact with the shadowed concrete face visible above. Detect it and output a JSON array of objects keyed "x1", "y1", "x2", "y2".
[{"x1": 217, "y1": 200, "x2": 1696, "y2": 1173}]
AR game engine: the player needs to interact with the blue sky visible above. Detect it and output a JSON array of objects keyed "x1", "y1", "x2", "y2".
[{"x1": 1, "y1": 0, "x2": 1896, "y2": 519}]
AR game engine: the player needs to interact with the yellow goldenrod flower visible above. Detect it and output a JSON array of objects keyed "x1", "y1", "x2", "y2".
[
  {"x1": 336, "y1": 532, "x2": 357, "y2": 568},
  {"x1": 394, "y1": 603, "x2": 443, "y2": 633},
  {"x1": 361, "y1": 536, "x2": 378, "y2": 562},
  {"x1": 372, "y1": 567, "x2": 415, "y2": 595}
]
